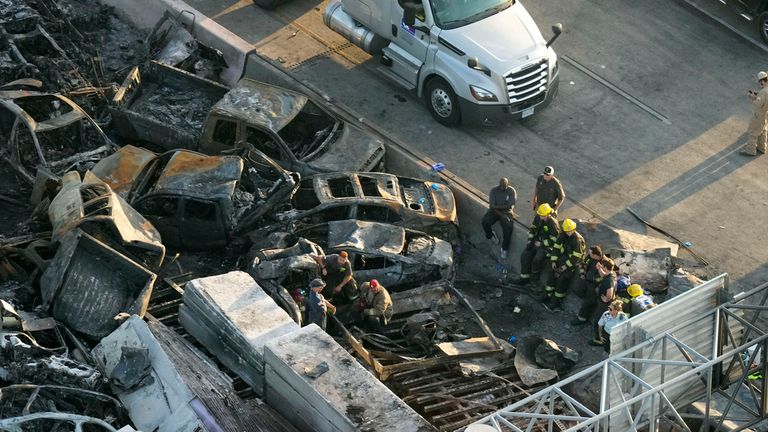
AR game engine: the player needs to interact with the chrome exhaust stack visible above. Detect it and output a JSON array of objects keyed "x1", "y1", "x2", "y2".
[{"x1": 323, "y1": 0, "x2": 388, "y2": 55}]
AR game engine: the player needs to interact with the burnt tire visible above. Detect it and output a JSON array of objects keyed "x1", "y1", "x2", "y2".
[
  {"x1": 759, "y1": 12, "x2": 768, "y2": 44},
  {"x1": 425, "y1": 77, "x2": 461, "y2": 127},
  {"x1": 253, "y1": 0, "x2": 285, "y2": 10}
]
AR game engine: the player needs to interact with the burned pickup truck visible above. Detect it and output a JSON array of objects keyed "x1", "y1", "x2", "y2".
[
  {"x1": 91, "y1": 146, "x2": 298, "y2": 250},
  {"x1": 109, "y1": 61, "x2": 385, "y2": 176}
]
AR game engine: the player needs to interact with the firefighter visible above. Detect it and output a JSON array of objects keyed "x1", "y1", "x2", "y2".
[
  {"x1": 742, "y1": 71, "x2": 768, "y2": 156},
  {"x1": 571, "y1": 246, "x2": 610, "y2": 325},
  {"x1": 543, "y1": 218, "x2": 585, "y2": 312},
  {"x1": 515, "y1": 203, "x2": 559, "y2": 285}
]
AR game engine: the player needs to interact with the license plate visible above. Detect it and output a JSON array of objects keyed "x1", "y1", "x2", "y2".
[{"x1": 521, "y1": 107, "x2": 534, "y2": 118}]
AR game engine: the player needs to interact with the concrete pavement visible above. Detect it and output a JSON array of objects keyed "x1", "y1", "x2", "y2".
[{"x1": 157, "y1": 0, "x2": 765, "y2": 290}]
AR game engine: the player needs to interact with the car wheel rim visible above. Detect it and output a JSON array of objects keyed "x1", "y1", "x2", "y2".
[
  {"x1": 431, "y1": 88, "x2": 453, "y2": 118},
  {"x1": 763, "y1": 19, "x2": 768, "y2": 38}
]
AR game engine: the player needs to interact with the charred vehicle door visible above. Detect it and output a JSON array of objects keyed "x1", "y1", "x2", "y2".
[
  {"x1": 179, "y1": 197, "x2": 227, "y2": 249},
  {"x1": 350, "y1": 252, "x2": 404, "y2": 288},
  {"x1": 132, "y1": 195, "x2": 182, "y2": 247},
  {"x1": 204, "y1": 115, "x2": 240, "y2": 152},
  {"x1": 243, "y1": 125, "x2": 297, "y2": 171}
]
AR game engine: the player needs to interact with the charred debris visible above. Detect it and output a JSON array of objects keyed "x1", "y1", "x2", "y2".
[
  {"x1": 0, "y1": 3, "x2": 706, "y2": 431},
  {"x1": 0, "y1": 4, "x2": 538, "y2": 432}
]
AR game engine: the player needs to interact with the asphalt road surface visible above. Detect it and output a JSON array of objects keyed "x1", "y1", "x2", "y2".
[{"x1": 185, "y1": 0, "x2": 768, "y2": 291}]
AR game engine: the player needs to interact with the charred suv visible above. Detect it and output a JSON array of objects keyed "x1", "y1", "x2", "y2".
[{"x1": 324, "y1": 0, "x2": 562, "y2": 126}]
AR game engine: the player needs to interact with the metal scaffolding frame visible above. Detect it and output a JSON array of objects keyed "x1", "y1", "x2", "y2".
[{"x1": 468, "y1": 280, "x2": 768, "y2": 432}]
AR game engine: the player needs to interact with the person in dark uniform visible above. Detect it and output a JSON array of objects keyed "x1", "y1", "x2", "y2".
[
  {"x1": 313, "y1": 251, "x2": 358, "y2": 303},
  {"x1": 532, "y1": 166, "x2": 565, "y2": 215},
  {"x1": 307, "y1": 278, "x2": 336, "y2": 330},
  {"x1": 543, "y1": 218, "x2": 585, "y2": 312},
  {"x1": 481, "y1": 177, "x2": 516, "y2": 259},
  {"x1": 516, "y1": 203, "x2": 560, "y2": 285},
  {"x1": 571, "y1": 246, "x2": 608, "y2": 325}
]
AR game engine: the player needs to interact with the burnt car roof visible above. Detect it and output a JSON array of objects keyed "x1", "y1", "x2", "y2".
[
  {"x1": 0, "y1": 92, "x2": 89, "y2": 132},
  {"x1": 152, "y1": 151, "x2": 243, "y2": 199},
  {"x1": 327, "y1": 220, "x2": 405, "y2": 254},
  {"x1": 309, "y1": 172, "x2": 402, "y2": 204},
  {"x1": 210, "y1": 79, "x2": 308, "y2": 133},
  {"x1": 91, "y1": 145, "x2": 157, "y2": 196}
]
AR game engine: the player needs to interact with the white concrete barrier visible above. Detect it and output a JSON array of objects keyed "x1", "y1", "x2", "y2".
[{"x1": 264, "y1": 324, "x2": 437, "y2": 432}]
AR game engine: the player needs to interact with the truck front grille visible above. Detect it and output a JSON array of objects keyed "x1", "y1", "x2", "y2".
[{"x1": 505, "y1": 59, "x2": 548, "y2": 109}]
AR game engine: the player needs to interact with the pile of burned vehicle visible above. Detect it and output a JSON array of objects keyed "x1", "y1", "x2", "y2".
[{"x1": 0, "y1": 7, "x2": 524, "y2": 432}]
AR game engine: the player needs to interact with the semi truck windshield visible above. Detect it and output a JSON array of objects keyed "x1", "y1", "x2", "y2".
[{"x1": 429, "y1": 0, "x2": 512, "y2": 29}]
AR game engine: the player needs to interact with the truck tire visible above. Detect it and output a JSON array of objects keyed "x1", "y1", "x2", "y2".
[
  {"x1": 425, "y1": 77, "x2": 461, "y2": 127},
  {"x1": 253, "y1": 0, "x2": 285, "y2": 10},
  {"x1": 759, "y1": 12, "x2": 768, "y2": 44}
]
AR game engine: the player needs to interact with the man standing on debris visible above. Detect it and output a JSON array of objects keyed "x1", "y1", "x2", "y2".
[
  {"x1": 307, "y1": 278, "x2": 336, "y2": 330},
  {"x1": 543, "y1": 218, "x2": 585, "y2": 312},
  {"x1": 515, "y1": 203, "x2": 559, "y2": 285},
  {"x1": 355, "y1": 279, "x2": 393, "y2": 331},
  {"x1": 591, "y1": 300, "x2": 628, "y2": 353},
  {"x1": 314, "y1": 251, "x2": 358, "y2": 303},
  {"x1": 481, "y1": 177, "x2": 517, "y2": 259},
  {"x1": 742, "y1": 71, "x2": 768, "y2": 156},
  {"x1": 532, "y1": 166, "x2": 565, "y2": 215}
]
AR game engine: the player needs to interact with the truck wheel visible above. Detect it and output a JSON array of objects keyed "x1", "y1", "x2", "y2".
[
  {"x1": 759, "y1": 12, "x2": 768, "y2": 44},
  {"x1": 425, "y1": 78, "x2": 461, "y2": 127},
  {"x1": 253, "y1": 0, "x2": 284, "y2": 10}
]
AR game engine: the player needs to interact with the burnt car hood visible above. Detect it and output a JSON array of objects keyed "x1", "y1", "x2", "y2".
[{"x1": 307, "y1": 124, "x2": 384, "y2": 173}]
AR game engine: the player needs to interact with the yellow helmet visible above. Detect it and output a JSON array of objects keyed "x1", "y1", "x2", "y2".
[
  {"x1": 562, "y1": 218, "x2": 577, "y2": 232},
  {"x1": 627, "y1": 284, "x2": 643, "y2": 297},
  {"x1": 537, "y1": 203, "x2": 553, "y2": 217}
]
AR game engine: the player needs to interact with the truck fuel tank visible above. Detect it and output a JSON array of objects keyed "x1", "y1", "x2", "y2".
[{"x1": 324, "y1": 0, "x2": 388, "y2": 55}]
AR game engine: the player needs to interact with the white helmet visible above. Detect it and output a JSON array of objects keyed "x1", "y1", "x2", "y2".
[{"x1": 758, "y1": 71, "x2": 768, "y2": 81}]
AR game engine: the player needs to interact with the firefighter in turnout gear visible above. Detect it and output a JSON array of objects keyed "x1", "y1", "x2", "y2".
[
  {"x1": 515, "y1": 203, "x2": 560, "y2": 285},
  {"x1": 543, "y1": 218, "x2": 586, "y2": 312}
]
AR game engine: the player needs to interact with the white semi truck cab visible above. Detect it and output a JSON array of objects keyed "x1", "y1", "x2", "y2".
[{"x1": 324, "y1": 0, "x2": 562, "y2": 126}]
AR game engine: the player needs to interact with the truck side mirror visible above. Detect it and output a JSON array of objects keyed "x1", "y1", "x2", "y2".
[
  {"x1": 546, "y1": 23, "x2": 563, "y2": 48},
  {"x1": 467, "y1": 57, "x2": 491, "y2": 77},
  {"x1": 402, "y1": 2, "x2": 417, "y2": 27}
]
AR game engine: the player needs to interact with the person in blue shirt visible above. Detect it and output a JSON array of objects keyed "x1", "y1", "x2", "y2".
[{"x1": 590, "y1": 299, "x2": 628, "y2": 353}]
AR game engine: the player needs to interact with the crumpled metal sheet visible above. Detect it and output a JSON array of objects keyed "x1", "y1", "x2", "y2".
[
  {"x1": 39, "y1": 229, "x2": 156, "y2": 340},
  {"x1": 211, "y1": 78, "x2": 307, "y2": 133},
  {"x1": 48, "y1": 171, "x2": 165, "y2": 268},
  {"x1": 327, "y1": 220, "x2": 405, "y2": 254}
]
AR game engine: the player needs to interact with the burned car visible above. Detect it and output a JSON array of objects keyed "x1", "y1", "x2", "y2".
[
  {"x1": 0, "y1": 90, "x2": 115, "y2": 183},
  {"x1": 109, "y1": 61, "x2": 385, "y2": 176},
  {"x1": 253, "y1": 220, "x2": 453, "y2": 291},
  {"x1": 248, "y1": 234, "x2": 326, "y2": 325},
  {"x1": 274, "y1": 172, "x2": 458, "y2": 241},
  {"x1": 49, "y1": 171, "x2": 166, "y2": 269},
  {"x1": 110, "y1": 147, "x2": 297, "y2": 250}
]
